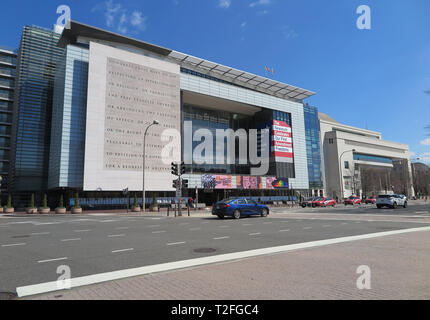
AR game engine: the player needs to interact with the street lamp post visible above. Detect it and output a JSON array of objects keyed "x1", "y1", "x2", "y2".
[
  {"x1": 338, "y1": 149, "x2": 356, "y2": 203},
  {"x1": 142, "y1": 120, "x2": 159, "y2": 213}
]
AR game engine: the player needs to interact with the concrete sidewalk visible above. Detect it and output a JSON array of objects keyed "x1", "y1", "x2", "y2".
[{"x1": 23, "y1": 229, "x2": 430, "y2": 300}]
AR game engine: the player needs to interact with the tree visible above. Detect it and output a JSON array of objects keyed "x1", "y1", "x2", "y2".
[
  {"x1": 30, "y1": 193, "x2": 35, "y2": 208},
  {"x1": 43, "y1": 194, "x2": 48, "y2": 209},
  {"x1": 74, "y1": 192, "x2": 81, "y2": 209},
  {"x1": 59, "y1": 194, "x2": 64, "y2": 209}
]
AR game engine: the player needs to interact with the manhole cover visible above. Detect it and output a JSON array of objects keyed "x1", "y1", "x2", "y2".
[
  {"x1": 0, "y1": 292, "x2": 17, "y2": 300},
  {"x1": 11, "y1": 235, "x2": 30, "y2": 239},
  {"x1": 194, "y1": 248, "x2": 217, "y2": 253}
]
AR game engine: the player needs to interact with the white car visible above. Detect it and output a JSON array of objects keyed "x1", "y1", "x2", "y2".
[{"x1": 376, "y1": 194, "x2": 407, "y2": 209}]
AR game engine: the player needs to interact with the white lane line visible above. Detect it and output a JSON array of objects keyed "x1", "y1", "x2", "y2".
[
  {"x1": 2, "y1": 243, "x2": 26, "y2": 247},
  {"x1": 303, "y1": 227, "x2": 312, "y2": 230},
  {"x1": 74, "y1": 230, "x2": 91, "y2": 233},
  {"x1": 112, "y1": 248, "x2": 134, "y2": 253},
  {"x1": 152, "y1": 231, "x2": 167, "y2": 234},
  {"x1": 219, "y1": 226, "x2": 230, "y2": 228},
  {"x1": 179, "y1": 223, "x2": 189, "y2": 226},
  {"x1": 213, "y1": 236, "x2": 230, "y2": 240},
  {"x1": 100, "y1": 220, "x2": 119, "y2": 223},
  {"x1": 279, "y1": 229, "x2": 290, "y2": 233},
  {"x1": 249, "y1": 233, "x2": 261, "y2": 236},
  {"x1": 148, "y1": 225, "x2": 161, "y2": 228},
  {"x1": 201, "y1": 222, "x2": 210, "y2": 224},
  {"x1": 355, "y1": 222, "x2": 362, "y2": 224},
  {"x1": 189, "y1": 228, "x2": 201, "y2": 231},
  {"x1": 242, "y1": 224, "x2": 253, "y2": 226},
  {"x1": 323, "y1": 225, "x2": 331, "y2": 228},
  {"x1": 31, "y1": 232, "x2": 50, "y2": 236},
  {"x1": 17, "y1": 226, "x2": 430, "y2": 297},
  {"x1": 38, "y1": 257, "x2": 68, "y2": 264},
  {"x1": 61, "y1": 238, "x2": 81, "y2": 242},
  {"x1": 263, "y1": 222, "x2": 273, "y2": 225},
  {"x1": 115, "y1": 227, "x2": 129, "y2": 230},
  {"x1": 341, "y1": 223, "x2": 349, "y2": 225},
  {"x1": 108, "y1": 234, "x2": 126, "y2": 238},
  {"x1": 167, "y1": 241, "x2": 186, "y2": 246}
]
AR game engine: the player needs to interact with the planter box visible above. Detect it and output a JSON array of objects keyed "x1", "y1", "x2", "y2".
[
  {"x1": 4, "y1": 207, "x2": 14, "y2": 213},
  {"x1": 26, "y1": 208, "x2": 38, "y2": 214},
  {"x1": 0, "y1": 207, "x2": 3, "y2": 213},
  {"x1": 150, "y1": 206, "x2": 159, "y2": 212},
  {"x1": 131, "y1": 206, "x2": 141, "y2": 212},
  {"x1": 71, "y1": 207, "x2": 83, "y2": 214},
  {"x1": 39, "y1": 208, "x2": 51, "y2": 214},
  {"x1": 55, "y1": 208, "x2": 67, "y2": 214}
]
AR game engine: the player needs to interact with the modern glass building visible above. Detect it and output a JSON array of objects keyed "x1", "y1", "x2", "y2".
[
  {"x1": 11, "y1": 21, "x2": 325, "y2": 206},
  {"x1": 10, "y1": 26, "x2": 64, "y2": 194},
  {"x1": 303, "y1": 104, "x2": 323, "y2": 195},
  {"x1": 0, "y1": 46, "x2": 17, "y2": 193}
]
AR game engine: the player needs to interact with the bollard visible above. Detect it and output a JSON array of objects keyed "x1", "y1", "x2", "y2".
[
  {"x1": 188, "y1": 205, "x2": 190, "y2": 217},
  {"x1": 167, "y1": 205, "x2": 170, "y2": 217}
]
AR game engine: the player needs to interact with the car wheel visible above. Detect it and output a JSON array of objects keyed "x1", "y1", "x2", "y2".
[
  {"x1": 377, "y1": 205, "x2": 382, "y2": 209},
  {"x1": 301, "y1": 204, "x2": 306, "y2": 208},
  {"x1": 403, "y1": 201, "x2": 408, "y2": 208},
  {"x1": 217, "y1": 214, "x2": 224, "y2": 219},
  {"x1": 261, "y1": 208, "x2": 268, "y2": 217},
  {"x1": 392, "y1": 202, "x2": 398, "y2": 209},
  {"x1": 233, "y1": 210, "x2": 241, "y2": 220}
]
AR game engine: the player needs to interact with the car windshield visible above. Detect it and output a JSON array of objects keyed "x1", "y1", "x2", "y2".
[
  {"x1": 312, "y1": 197, "x2": 323, "y2": 201},
  {"x1": 378, "y1": 195, "x2": 393, "y2": 198},
  {"x1": 218, "y1": 198, "x2": 235, "y2": 204}
]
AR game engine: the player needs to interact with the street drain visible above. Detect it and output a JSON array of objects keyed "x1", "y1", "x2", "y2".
[
  {"x1": 0, "y1": 292, "x2": 17, "y2": 300},
  {"x1": 11, "y1": 235, "x2": 30, "y2": 239},
  {"x1": 194, "y1": 248, "x2": 217, "y2": 253}
]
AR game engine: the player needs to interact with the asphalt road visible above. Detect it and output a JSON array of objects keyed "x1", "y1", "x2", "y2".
[{"x1": 0, "y1": 202, "x2": 429, "y2": 295}]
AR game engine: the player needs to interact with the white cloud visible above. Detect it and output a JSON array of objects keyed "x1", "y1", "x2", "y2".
[
  {"x1": 92, "y1": 1, "x2": 147, "y2": 34},
  {"x1": 421, "y1": 138, "x2": 430, "y2": 146},
  {"x1": 250, "y1": 0, "x2": 272, "y2": 8},
  {"x1": 219, "y1": 0, "x2": 231, "y2": 8},
  {"x1": 241, "y1": 21, "x2": 247, "y2": 28},
  {"x1": 281, "y1": 25, "x2": 298, "y2": 39}
]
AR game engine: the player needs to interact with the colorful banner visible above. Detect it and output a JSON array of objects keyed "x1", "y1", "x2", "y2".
[{"x1": 272, "y1": 120, "x2": 294, "y2": 163}]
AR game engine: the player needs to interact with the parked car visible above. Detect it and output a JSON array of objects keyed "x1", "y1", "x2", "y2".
[
  {"x1": 300, "y1": 197, "x2": 314, "y2": 208},
  {"x1": 311, "y1": 197, "x2": 337, "y2": 207},
  {"x1": 365, "y1": 196, "x2": 377, "y2": 204},
  {"x1": 344, "y1": 196, "x2": 362, "y2": 206},
  {"x1": 212, "y1": 198, "x2": 270, "y2": 219},
  {"x1": 376, "y1": 194, "x2": 407, "y2": 209}
]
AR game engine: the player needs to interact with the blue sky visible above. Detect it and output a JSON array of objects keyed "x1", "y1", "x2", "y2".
[{"x1": 2, "y1": 0, "x2": 430, "y2": 162}]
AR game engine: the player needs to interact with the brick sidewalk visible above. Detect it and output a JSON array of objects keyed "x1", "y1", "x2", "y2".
[{"x1": 24, "y1": 230, "x2": 430, "y2": 300}]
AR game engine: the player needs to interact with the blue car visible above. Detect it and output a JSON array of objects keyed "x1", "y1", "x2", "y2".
[{"x1": 212, "y1": 198, "x2": 270, "y2": 219}]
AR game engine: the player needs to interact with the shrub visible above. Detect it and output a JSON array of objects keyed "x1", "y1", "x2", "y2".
[
  {"x1": 30, "y1": 194, "x2": 35, "y2": 208},
  {"x1": 74, "y1": 192, "x2": 81, "y2": 209},
  {"x1": 43, "y1": 194, "x2": 48, "y2": 209},
  {"x1": 59, "y1": 195, "x2": 64, "y2": 208},
  {"x1": 7, "y1": 195, "x2": 12, "y2": 208}
]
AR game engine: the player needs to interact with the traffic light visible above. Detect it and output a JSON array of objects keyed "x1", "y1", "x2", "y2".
[
  {"x1": 172, "y1": 179, "x2": 180, "y2": 189},
  {"x1": 182, "y1": 179, "x2": 189, "y2": 189},
  {"x1": 180, "y1": 161, "x2": 186, "y2": 175},
  {"x1": 171, "y1": 162, "x2": 179, "y2": 176}
]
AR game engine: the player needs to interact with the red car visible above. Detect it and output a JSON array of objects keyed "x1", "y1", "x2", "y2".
[
  {"x1": 344, "y1": 196, "x2": 362, "y2": 206},
  {"x1": 365, "y1": 196, "x2": 377, "y2": 204},
  {"x1": 312, "y1": 197, "x2": 337, "y2": 207}
]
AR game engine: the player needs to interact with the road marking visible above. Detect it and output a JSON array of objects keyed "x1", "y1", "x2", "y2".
[
  {"x1": 17, "y1": 226, "x2": 430, "y2": 297},
  {"x1": 263, "y1": 222, "x2": 273, "y2": 225},
  {"x1": 219, "y1": 226, "x2": 230, "y2": 228},
  {"x1": 323, "y1": 225, "x2": 331, "y2": 228},
  {"x1": 213, "y1": 236, "x2": 230, "y2": 240},
  {"x1": 167, "y1": 241, "x2": 186, "y2": 246},
  {"x1": 108, "y1": 234, "x2": 126, "y2": 238},
  {"x1": 279, "y1": 229, "x2": 290, "y2": 232},
  {"x1": 38, "y1": 257, "x2": 68, "y2": 264},
  {"x1": 61, "y1": 238, "x2": 81, "y2": 242},
  {"x1": 242, "y1": 224, "x2": 253, "y2": 226},
  {"x1": 249, "y1": 233, "x2": 261, "y2": 236},
  {"x1": 2, "y1": 243, "x2": 26, "y2": 247},
  {"x1": 148, "y1": 225, "x2": 160, "y2": 228},
  {"x1": 303, "y1": 227, "x2": 312, "y2": 230},
  {"x1": 112, "y1": 248, "x2": 134, "y2": 253},
  {"x1": 189, "y1": 228, "x2": 201, "y2": 231},
  {"x1": 74, "y1": 230, "x2": 91, "y2": 233},
  {"x1": 341, "y1": 223, "x2": 349, "y2": 225},
  {"x1": 201, "y1": 222, "x2": 210, "y2": 224},
  {"x1": 179, "y1": 223, "x2": 189, "y2": 226},
  {"x1": 115, "y1": 227, "x2": 129, "y2": 230},
  {"x1": 152, "y1": 231, "x2": 167, "y2": 234},
  {"x1": 31, "y1": 232, "x2": 50, "y2": 236},
  {"x1": 100, "y1": 220, "x2": 119, "y2": 223}
]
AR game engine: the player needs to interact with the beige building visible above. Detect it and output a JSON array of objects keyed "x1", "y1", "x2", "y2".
[{"x1": 319, "y1": 113, "x2": 414, "y2": 200}]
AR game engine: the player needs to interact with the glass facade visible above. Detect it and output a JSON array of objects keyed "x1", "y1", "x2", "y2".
[
  {"x1": 0, "y1": 48, "x2": 16, "y2": 191},
  {"x1": 10, "y1": 26, "x2": 64, "y2": 191},
  {"x1": 353, "y1": 153, "x2": 392, "y2": 164},
  {"x1": 303, "y1": 104, "x2": 323, "y2": 190},
  {"x1": 49, "y1": 44, "x2": 89, "y2": 189}
]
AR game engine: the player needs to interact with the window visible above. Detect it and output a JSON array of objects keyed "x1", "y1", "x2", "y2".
[
  {"x1": 344, "y1": 161, "x2": 349, "y2": 169},
  {"x1": 328, "y1": 138, "x2": 334, "y2": 144}
]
